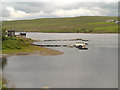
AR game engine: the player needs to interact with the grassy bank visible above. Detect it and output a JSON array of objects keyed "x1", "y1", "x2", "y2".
[
  {"x1": 3, "y1": 16, "x2": 118, "y2": 33},
  {"x1": 2, "y1": 37, "x2": 34, "y2": 54},
  {"x1": 2, "y1": 37, "x2": 63, "y2": 56}
]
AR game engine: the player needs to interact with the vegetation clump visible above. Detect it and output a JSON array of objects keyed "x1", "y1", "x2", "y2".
[{"x1": 2, "y1": 37, "x2": 33, "y2": 50}]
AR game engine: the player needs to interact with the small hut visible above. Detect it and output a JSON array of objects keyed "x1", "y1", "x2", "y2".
[
  {"x1": 7, "y1": 30, "x2": 15, "y2": 37},
  {"x1": 106, "y1": 20, "x2": 119, "y2": 24}
]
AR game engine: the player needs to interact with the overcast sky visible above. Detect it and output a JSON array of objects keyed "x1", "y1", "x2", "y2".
[{"x1": 0, "y1": 0, "x2": 119, "y2": 21}]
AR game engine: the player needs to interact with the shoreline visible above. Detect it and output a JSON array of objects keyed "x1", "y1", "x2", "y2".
[
  {"x1": 1, "y1": 38, "x2": 64, "y2": 58},
  {"x1": 1, "y1": 46, "x2": 64, "y2": 58}
]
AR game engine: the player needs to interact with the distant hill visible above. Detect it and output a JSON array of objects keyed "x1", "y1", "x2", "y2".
[{"x1": 2, "y1": 16, "x2": 118, "y2": 33}]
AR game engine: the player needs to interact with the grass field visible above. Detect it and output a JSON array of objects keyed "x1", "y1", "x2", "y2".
[{"x1": 2, "y1": 16, "x2": 118, "y2": 33}]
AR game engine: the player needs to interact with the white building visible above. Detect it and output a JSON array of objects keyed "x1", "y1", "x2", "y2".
[{"x1": 106, "y1": 20, "x2": 119, "y2": 24}]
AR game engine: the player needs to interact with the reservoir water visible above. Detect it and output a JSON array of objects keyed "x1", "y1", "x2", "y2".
[{"x1": 2, "y1": 33, "x2": 118, "y2": 88}]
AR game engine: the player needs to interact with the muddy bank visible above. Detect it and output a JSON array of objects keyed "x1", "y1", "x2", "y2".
[
  {"x1": 2, "y1": 37, "x2": 63, "y2": 58},
  {"x1": 1, "y1": 46, "x2": 63, "y2": 58}
]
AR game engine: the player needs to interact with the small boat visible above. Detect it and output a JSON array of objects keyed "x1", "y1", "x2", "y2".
[
  {"x1": 75, "y1": 42, "x2": 88, "y2": 50},
  {"x1": 20, "y1": 31, "x2": 26, "y2": 36}
]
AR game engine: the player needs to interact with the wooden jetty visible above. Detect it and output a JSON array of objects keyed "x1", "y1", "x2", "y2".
[
  {"x1": 31, "y1": 43, "x2": 88, "y2": 50},
  {"x1": 43, "y1": 38, "x2": 88, "y2": 42},
  {"x1": 32, "y1": 39, "x2": 89, "y2": 50},
  {"x1": 31, "y1": 44, "x2": 68, "y2": 47}
]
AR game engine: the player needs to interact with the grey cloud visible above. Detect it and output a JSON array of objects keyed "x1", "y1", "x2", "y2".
[
  {"x1": 1, "y1": 2, "x2": 118, "y2": 20},
  {"x1": 0, "y1": 3, "x2": 10, "y2": 17},
  {"x1": 4, "y1": 2, "x2": 46, "y2": 13}
]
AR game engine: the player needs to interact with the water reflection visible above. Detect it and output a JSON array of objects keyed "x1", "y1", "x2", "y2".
[
  {"x1": 0, "y1": 57, "x2": 7, "y2": 70},
  {"x1": 0, "y1": 57, "x2": 8, "y2": 88}
]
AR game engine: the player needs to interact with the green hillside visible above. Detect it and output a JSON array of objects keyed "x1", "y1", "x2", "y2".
[{"x1": 2, "y1": 16, "x2": 118, "y2": 33}]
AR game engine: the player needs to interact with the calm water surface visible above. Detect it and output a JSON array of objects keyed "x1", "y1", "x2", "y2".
[{"x1": 3, "y1": 33, "x2": 118, "y2": 88}]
